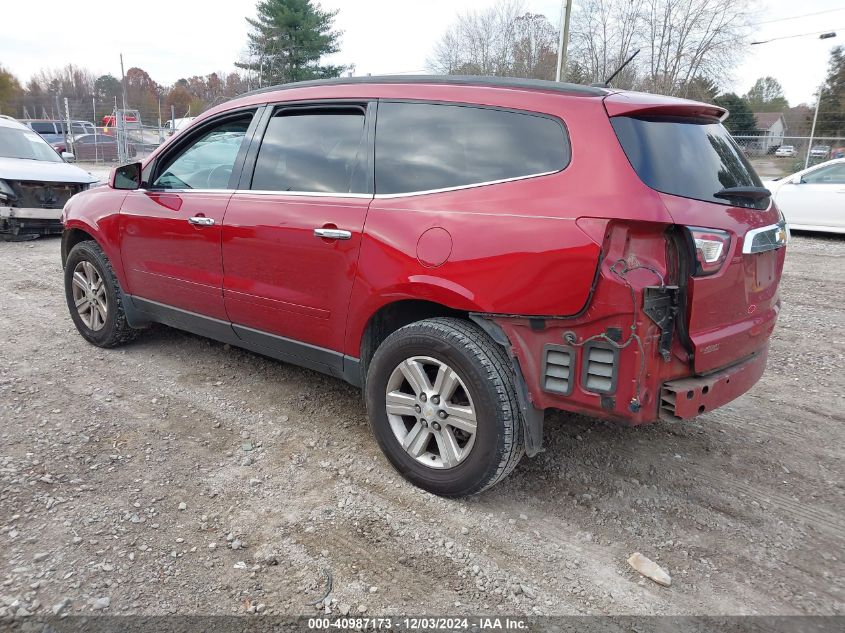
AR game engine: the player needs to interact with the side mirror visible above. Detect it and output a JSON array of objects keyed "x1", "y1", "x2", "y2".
[
  {"x1": 110, "y1": 162, "x2": 142, "y2": 190},
  {"x1": 62, "y1": 151, "x2": 76, "y2": 162},
  {"x1": 791, "y1": 174, "x2": 804, "y2": 184}
]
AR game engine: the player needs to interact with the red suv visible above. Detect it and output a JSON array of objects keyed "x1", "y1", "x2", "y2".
[{"x1": 61, "y1": 76, "x2": 787, "y2": 496}]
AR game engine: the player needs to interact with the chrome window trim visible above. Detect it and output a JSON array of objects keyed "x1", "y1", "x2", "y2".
[
  {"x1": 241, "y1": 190, "x2": 374, "y2": 199},
  {"x1": 138, "y1": 188, "x2": 373, "y2": 199},
  {"x1": 137, "y1": 188, "x2": 236, "y2": 195},
  {"x1": 372, "y1": 170, "x2": 560, "y2": 199},
  {"x1": 742, "y1": 221, "x2": 789, "y2": 254}
]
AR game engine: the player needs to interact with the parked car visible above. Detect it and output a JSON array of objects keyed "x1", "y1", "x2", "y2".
[
  {"x1": 61, "y1": 76, "x2": 787, "y2": 496},
  {"x1": 0, "y1": 117, "x2": 96, "y2": 239},
  {"x1": 101, "y1": 111, "x2": 140, "y2": 128},
  {"x1": 66, "y1": 134, "x2": 137, "y2": 161},
  {"x1": 164, "y1": 117, "x2": 196, "y2": 136},
  {"x1": 766, "y1": 158, "x2": 845, "y2": 233},
  {"x1": 774, "y1": 145, "x2": 796, "y2": 158},
  {"x1": 21, "y1": 119, "x2": 96, "y2": 145},
  {"x1": 810, "y1": 145, "x2": 831, "y2": 160}
]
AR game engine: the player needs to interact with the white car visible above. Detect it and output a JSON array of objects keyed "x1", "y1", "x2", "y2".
[
  {"x1": 164, "y1": 117, "x2": 196, "y2": 136},
  {"x1": 0, "y1": 116, "x2": 98, "y2": 240},
  {"x1": 766, "y1": 158, "x2": 845, "y2": 234},
  {"x1": 774, "y1": 145, "x2": 795, "y2": 158}
]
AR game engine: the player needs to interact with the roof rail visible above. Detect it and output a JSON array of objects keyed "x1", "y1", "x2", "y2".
[{"x1": 237, "y1": 74, "x2": 610, "y2": 99}]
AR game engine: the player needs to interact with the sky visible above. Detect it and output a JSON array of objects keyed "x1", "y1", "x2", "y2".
[{"x1": 1, "y1": 0, "x2": 843, "y2": 105}]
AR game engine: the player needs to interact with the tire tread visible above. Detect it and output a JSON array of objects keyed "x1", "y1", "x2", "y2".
[
  {"x1": 66, "y1": 240, "x2": 138, "y2": 348},
  {"x1": 370, "y1": 317, "x2": 525, "y2": 495}
]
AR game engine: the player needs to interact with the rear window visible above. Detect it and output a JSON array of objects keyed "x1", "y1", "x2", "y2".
[
  {"x1": 375, "y1": 102, "x2": 569, "y2": 195},
  {"x1": 611, "y1": 116, "x2": 763, "y2": 206},
  {"x1": 30, "y1": 122, "x2": 56, "y2": 134}
]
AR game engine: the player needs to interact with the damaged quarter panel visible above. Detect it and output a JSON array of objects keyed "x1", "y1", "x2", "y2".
[{"x1": 344, "y1": 92, "x2": 673, "y2": 357}]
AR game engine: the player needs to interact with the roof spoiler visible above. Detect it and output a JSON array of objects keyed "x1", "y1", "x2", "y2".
[{"x1": 603, "y1": 92, "x2": 727, "y2": 121}]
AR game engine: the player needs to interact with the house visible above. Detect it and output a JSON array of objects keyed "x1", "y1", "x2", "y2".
[{"x1": 752, "y1": 112, "x2": 787, "y2": 153}]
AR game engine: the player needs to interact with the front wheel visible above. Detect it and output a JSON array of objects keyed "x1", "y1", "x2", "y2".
[
  {"x1": 365, "y1": 318, "x2": 524, "y2": 497},
  {"x1": 64, "y1": 240, "x2": 138, "y2": 348}
]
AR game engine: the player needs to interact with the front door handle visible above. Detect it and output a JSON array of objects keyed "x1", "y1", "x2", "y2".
[
  {"x1": 188, "y1": 216, "x2": 215, "y2": 226},
  {"x1": 314, "y1": 228, "x2": 352, "y2": 240}
]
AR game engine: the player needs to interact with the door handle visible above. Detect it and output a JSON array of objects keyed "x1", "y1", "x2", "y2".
[
  {"x1": 314, "y1": 228, "x2": 352, "y2": 240},
  {"x1": 188, "y1": 216, "x2": 215, "y2": 226}
]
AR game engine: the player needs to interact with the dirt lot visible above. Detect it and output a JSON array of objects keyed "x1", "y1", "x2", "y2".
[{"x1": 0, "y1": 234, "x2": 842, "y2": 619}]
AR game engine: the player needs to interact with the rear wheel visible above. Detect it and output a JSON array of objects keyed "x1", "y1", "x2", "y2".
[
  {"x1": 365, "y1": 317, "x2": 524, "y2": 497},
  {"x1": 64, "y1": 240, "x2": 138, "y2": 348}
]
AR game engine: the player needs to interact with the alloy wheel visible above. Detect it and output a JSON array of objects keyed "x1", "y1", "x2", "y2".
[
  {"x1": 71, "y1": 260, "x2": 108, "y2": 331},
  {"x1": 385, "y1": 356, "x2": 478, "y2": 469}
]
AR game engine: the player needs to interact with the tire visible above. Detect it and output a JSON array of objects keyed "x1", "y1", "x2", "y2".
[
  {"x1": 64, "y1": 240, "x2": 139, "y2": 348},
  {"x1": 365, "y1": 317, "x2": 524, "y2": 497}
]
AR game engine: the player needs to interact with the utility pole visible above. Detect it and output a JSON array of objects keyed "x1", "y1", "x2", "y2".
[
  {"x1": 751, "y1": 31, "x2": 837, "y2": 170},
  {"x1": 806, "y1": 85, "x2": 823, "y2": 170},
  {"x1": 555, "y1": 0, "x2": 572, "y2": 82},
  {"x1": 119, "y1": 53, "x2": 128, "y2": 163}
]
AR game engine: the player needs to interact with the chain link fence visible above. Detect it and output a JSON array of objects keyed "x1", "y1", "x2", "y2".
[
  {"x1": 733, "y1": 135, "x2": 845, "y2": 178},
  {"x1": 4, "y1": 95, "x2": 844, "y2": 182},
  {"x1": 6, "y1": 95, "x2": 207, "y2": 172}
]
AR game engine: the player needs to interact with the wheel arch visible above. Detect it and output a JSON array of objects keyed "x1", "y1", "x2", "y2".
[
  {"x1": 61, "y1": 226, "x2": 98, "y2": 268},
  {"x1": 355, "y1": 299, "x2": 471, "y2": 386},
  {"x1": 61, "y1": 218, "x2": 128, "y2": 288}
]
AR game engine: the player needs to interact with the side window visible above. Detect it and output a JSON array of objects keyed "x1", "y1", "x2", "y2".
[
  {"x1": 803, "y1": 163, "x2": 845, "y2": 185},
  {"x1": 375, "y1": 102, "x2": 570, "y2": 195},
  {"x1": 251, "y1": 108, "x2": 368, "y2": 194},
  {"x1": 152, "y1": 114, "x2": 253, "y2": 190}
]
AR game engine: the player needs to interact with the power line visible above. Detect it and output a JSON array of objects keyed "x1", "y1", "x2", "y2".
[
  {"x1": 751, "y1": 8, "x2": 845, "y2": 26},
  {"x1": 751, "y1": 27, "x2": 844, "y2": 45}
]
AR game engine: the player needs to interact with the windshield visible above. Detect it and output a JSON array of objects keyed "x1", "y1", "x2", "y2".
[
  {"x1": 0, "y1": 127, "x2": 63, "y2": 162},
  {"x1": 611, "y1": 115, "x2": 762, "y2": 207}
]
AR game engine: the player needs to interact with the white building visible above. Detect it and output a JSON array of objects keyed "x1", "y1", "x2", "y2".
[{"x1": 752, "y1": 112, "x2": 787, "y2": 153}]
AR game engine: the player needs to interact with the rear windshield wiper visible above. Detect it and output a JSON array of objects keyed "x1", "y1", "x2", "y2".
[{"x1": 713, "y1": 186, "x2": 771, "y2": 202}]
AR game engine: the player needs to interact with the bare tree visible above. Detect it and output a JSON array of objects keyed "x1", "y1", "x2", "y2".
[
  {"x1": 511, "y1": 13, "x2": 560, "y2": 80},
  {"x1": 430, "y1": 0, "x2": 753, "y2": 97},
  {"x1": 569, "y1": 0, "x2": 643, "y2": 88},
  {"x1": 428, "y1": 1, "x2": 557, "y2": 79},
  {"x1": 638, "y1": 0, "x2": 752, "y2": 96}
]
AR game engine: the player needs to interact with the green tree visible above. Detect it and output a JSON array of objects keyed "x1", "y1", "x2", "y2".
[
  {"x1": 714, "y1": 93, "x2": 757, "y2": 135},
  {"x1": 94, "y1": 74, "x2": 121, "y2": 102},
  {"x1": 680, "y1": 76, "x2": 719, "y2": 102},
  {"x1": 744, "y1": 76, "x2": 789, "y2": 112},
  {"x1": 0, "y1": 65, "x2": 22, "y2": 116},
  {"x1": 815, "y1": 46, "x2": 845, "y2": 137},
  {"x1": 236, "y1": 0, "x2": 345, "y2": 86}
]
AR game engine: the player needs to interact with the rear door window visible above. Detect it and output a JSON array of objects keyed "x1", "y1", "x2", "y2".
[
  {"x1": 611, "y1": 116, "x2": 763, "y2": 206},
  {"x1": 375, "y1": 102, "x2": 570, "y2": 195},
  {"x1": 251, "y1": 108, "x2": 368, "y2": 194}
]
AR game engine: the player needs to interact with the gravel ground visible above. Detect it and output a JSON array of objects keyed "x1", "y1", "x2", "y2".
[{"x1": 0, "y1": 233, "x2": 842, "y2": 619}]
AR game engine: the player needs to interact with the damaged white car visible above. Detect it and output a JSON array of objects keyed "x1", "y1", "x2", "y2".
[{"x1": 0, "y1": 116, "x2": 97, "y2": 240}]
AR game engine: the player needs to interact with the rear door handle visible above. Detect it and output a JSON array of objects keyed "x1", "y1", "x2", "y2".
[
  {"x1": 188, "y1": 216, "x2": 215, "y2": 226},
  {"x1": 314, "y1": 228, "x2": 352, "y2": 240}
]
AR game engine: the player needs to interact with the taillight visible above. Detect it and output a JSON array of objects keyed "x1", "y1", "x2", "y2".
[{"x1": 687, "y1": 227, "x2": 730, "y2": 276}]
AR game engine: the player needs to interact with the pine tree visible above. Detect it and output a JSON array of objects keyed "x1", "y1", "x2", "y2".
[
  {"x1": 236, "y1": 0, "x2": 345, "y2": 87},
  {"x1": 714, "y1": 93, "x2": 757, "y2": 136}
]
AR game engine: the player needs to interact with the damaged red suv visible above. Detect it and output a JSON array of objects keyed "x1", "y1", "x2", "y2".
[{"x1": 61, "y1": 76, "x2": 787, "y2": 496}]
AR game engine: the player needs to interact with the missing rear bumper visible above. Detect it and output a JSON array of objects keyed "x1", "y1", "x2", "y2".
[{"x1": 659, "y1": 345, "x2": 769, "y2": 421}]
